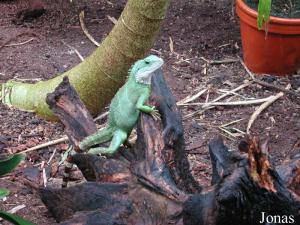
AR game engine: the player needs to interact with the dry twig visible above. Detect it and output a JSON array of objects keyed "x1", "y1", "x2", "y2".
[
  {"x1": 177, "y1": 88, "x2": 207, "y2": 105},
  {"x1": 205, "y1": 82, "x2": 251, "y2": 107},
  {"x1": 19, "y1": 137, "x2": 68, "y2": 154},
  {"x1": 5, "y1": 38, "x2": 35, "y2": 47},
  {"x1": 0, "y1": 32, "x2": 37, "y2": 51},
  {"x1": 47, "y1": 148, "x2": 57, "y2": 165},
  {"x1": 209, "y1": 58, "x2": 239, "y2": 65},
  {"x1": 107, "y1": 15, "x2": 117, "y2": 24},
  {"x1": 94, "y1": 111, "x2": 109, "y2": 122},
  {"x1": 247, "y1": 89, "x2": 287, "y2": 134},
  {"x1": 79, "y1": 11, "x2": 100, "y2": 47},
  {"x1": 169, "y1": 36, "x2": 174, "y2": 53},
  {"x1": 41, "y1": 161, "x2": 47, "y2": 187},
  {"x1": 7, "y1": 205, "x2": 26, "y2": 214},
  {"x1": 179, "y1": 96, "x2": 274, "y2": 107},
  {"x1": 183, "y1": 82, "x2": 251, "y2": 119},
  {"x1": 62, "y1": 40, "x2": 84, "y2": 62}
]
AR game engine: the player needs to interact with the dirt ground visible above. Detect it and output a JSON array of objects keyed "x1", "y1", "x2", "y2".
[{"x1": 1, "y1": 0, "x2": 300, "y2": 224}]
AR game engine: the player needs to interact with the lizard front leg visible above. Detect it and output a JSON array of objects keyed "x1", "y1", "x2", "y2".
[{"x1": 136, "y1": 92, "x2": 160, "y2": 120}]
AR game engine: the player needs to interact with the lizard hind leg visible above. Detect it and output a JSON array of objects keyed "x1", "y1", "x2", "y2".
[
  {"x1": 79, "y1": 127, "x2": 114, "y2": 151},
  {"x1": 87, "y1": 130, "x2": 127, "y2": 156}
]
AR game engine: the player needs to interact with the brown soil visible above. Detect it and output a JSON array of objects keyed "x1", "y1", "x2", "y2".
[{"x1": 1, "y1": 0, "x2": 300, "y2": 224}]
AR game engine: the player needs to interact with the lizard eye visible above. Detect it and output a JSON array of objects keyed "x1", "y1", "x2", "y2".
[{"x1": 145, "y1": 60, "x2": 150, "y2": 64}]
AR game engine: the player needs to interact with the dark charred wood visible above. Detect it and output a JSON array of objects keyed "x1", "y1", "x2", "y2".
[
  {"x1": 41, "y1": 73, "x2": 187, "y2": 224},
  {"x1": 209, "y1": 136, "x2": 246, "y2": 185},
  {"x1": 60, "y1": 206, "x2": 133, "y2": 225},
  {"x1": 133, "y1": 113, "x2": 188, "y2": 202},
  {"x1": 41, "y1": 73, "x2": 300, "y2": 225},
  {"x1": 183, "y1": 137, "x2": 300, "y2": 225},
  {"x1": 277, "y1": 154, "x2": 300, "y2": 199},
  {"x1": 46, "y1": 76, "x2": 97, "y2": 147},
  {"x1": 151, "y1": 69, "x2": 183, "y2": 146},
  {"x1": 71, "y1": 153, "x2": 132, "y2": 183},
  {"x1": 40, "y1": 182, "x2": 131, "y2": 222},
  {"x1": 150, "y1": 69, "x2": 202, "y2": 193}
]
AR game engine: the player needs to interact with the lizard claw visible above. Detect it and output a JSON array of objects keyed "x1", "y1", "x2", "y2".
[
  {"x1": 98, "y1": 153, "x2": 107, "y2": 159},
  {"x1": 150, "y1": 107, "x2": 161, "y2": 121}
]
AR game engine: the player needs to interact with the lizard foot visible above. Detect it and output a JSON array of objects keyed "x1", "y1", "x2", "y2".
[
  {"x1": 150, "y1": 108, "x2": 161, "y2": 121},
  {"x1": 87, "y1": 147, "x2": 111, "y2": 158}
]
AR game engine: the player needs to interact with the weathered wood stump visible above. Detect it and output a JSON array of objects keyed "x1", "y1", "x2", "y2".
[
  {"x1": 40, "y1": 72, "x2": 300, "y2": 225},
  {"x1": 183, "y1": 137, "x2": 300, "y2": 225}
]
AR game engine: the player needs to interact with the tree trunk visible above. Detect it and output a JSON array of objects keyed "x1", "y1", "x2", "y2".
[{"x1": 0, "y1": 0, "x2": 170, "y2": 120}]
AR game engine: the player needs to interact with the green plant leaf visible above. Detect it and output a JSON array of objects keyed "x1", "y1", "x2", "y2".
[
  {"x1": 257, "y1": 0, "x2": 272, "y2": 30},
  {"x1": 0, "y1": 210, "x2": 36, "y2": 225},
  {"x1": 0, "y1": 188, "x2": 10, "y2": 198},
  {"x1": 0, "y1": 154, "x2": 25, "y2": 177}
]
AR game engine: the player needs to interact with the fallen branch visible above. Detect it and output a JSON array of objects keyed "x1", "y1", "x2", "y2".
[
  {"x1": 79, "y1": 11, "x2": 100, "y2": 47},
  {"x1": 179, "y1": 96, "x2": 274, "y2": 107},
  {"x1": 19, "y1": 136, "x2": 68, "y2": 154}
]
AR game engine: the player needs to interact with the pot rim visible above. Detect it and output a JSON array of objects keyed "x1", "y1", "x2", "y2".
[{"x1": 237, "y1": 0, "x2": 300, "y2": 25}]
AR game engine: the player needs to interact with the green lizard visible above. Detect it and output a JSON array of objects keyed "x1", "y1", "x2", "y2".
[
  {"x1": 62, "y1": 55, "x2": 163, "y2": 187},
  {"x1": 79, "y1": 54, "x2": 163, "y2": 155},
  {"x1": 79, "y1": 55, "x2": 163, "y2": 157}
]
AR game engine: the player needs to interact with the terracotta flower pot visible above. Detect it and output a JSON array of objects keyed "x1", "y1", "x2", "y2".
[{"x1": 236, "y1": 0, "x2": 300, "y2": 75}]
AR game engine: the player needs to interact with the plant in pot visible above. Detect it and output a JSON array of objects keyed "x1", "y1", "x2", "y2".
[{"x1": 236, "y1": 0, "x2": 300, "y2": 75}]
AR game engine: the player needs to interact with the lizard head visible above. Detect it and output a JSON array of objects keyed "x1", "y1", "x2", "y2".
[{"x1": 130, "y1": 55, "x2": 164, "y2": 85}]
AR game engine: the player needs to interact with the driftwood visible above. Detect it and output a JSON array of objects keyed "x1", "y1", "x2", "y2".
[
  {"x1": 183, "y1": 137, "x2": 300, "y2": 225},
  {"x1": 40, "y1": 73, "x2": 300, "y2": 225},
  {"x1": 46, "y1": 76, "x2": 97, "y2": 147}
]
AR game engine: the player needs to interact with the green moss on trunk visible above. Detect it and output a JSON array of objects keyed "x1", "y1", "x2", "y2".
[{"x1": 1, "y1": 0, "x2": 170, "y2": 120}]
